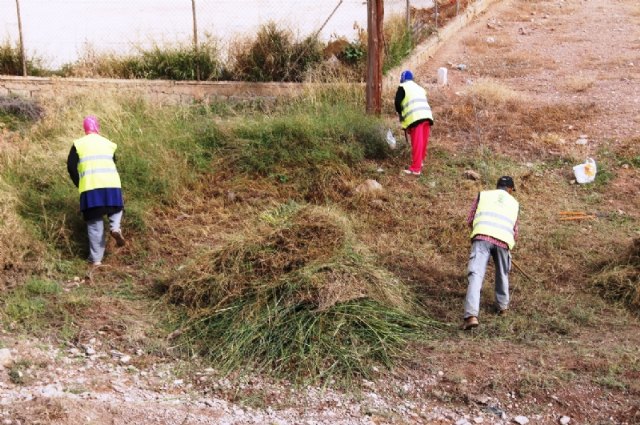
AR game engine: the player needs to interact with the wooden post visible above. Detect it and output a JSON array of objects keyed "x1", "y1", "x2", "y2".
[
  {"x1": 15, "y1": 0, "x2": 27, "y2": 77},
  {"x1": 405, "y1": 0, "x2": 410, "y2": 31},
  {"x1": 435, "y1": 0, "x2": 439, "y2": 28},
  {"x1": 191, "y1": 0, "x2": 200, "y2": 80},
  {"x1": 366, "y1": 0, "x2": 384, "y2": 115}
]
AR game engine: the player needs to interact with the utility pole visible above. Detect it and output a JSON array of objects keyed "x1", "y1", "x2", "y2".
[
  {"x1": 191, "y1": 0, "x2": 200, "y2": 80},
  {"x1": 406, "y1": 0, "x2": 410, "y2": 30},
  {"x1": 15, "y1": 0, "x2": 27, "y2": 76},
  {"x1": 366, "y1": 0, "x2": 384, "y2": 115}
]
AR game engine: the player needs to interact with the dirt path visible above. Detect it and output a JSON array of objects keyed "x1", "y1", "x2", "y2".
[{"x1": 1, "y1": 1, "x2": 639, "y2": 424}]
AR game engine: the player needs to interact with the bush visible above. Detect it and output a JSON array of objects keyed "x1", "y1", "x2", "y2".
[
  {"x1": 0, "y1": 39, "x2": 47, "y2": 76},
  {"x1": 61, "y1": 38, "x2": 223, "y2": 80},
  {"x1": 231, "y1": 22, "x2": 323, "y2": 82}
]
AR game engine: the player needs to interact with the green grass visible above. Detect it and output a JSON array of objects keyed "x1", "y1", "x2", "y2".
[{"x1": 0, "y1": 278, "x2": 84, "y2": 335}]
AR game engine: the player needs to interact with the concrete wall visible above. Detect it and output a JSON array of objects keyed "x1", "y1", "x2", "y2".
[{"x1": 0, "y1": 76, "x2": 306, "y2": 105}]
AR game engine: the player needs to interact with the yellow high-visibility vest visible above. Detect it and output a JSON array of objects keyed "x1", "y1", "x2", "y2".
[
  {"x1": 470, "y1": 189, "x2": 519, "y2": 249},
  {"x1": 73, "y1": 134, "x2": 121, "y2": 194},
  {"x1": 400, "y1": 80, "x2": 433, "y2": 129}
]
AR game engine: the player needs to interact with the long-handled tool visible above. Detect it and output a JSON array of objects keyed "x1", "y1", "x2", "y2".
[{"x1": 559, "y1": 211, "x2": 596, "y2": 221}]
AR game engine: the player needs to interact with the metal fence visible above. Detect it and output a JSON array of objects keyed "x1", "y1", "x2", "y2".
[{"x1": 0, "y1": 0, "x2": 451, "y2": 71}]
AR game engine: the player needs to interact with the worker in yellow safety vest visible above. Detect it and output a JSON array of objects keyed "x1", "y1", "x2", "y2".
[
  {"x1": 462, "y1": 176, "x2": 520, "y2": 330},
  {"x1": 67, "y1": 115, "x2": 126, "y2": 267},
  {"x1": 394, "y1": 69, "x2": 434, "y2": 176}
]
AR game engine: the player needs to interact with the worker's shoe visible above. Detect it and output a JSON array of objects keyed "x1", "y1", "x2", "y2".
[
  {"x1": 462, "y1": 316, "x2": 479, "y2": 330},
  {"x1": 403, "y1": 169, "x2": 421, "y2": 176},
  {"x1": 110, "y1": 230, "x2": 126, "y2": 247},
  {"x1": 497, "y1": 308, "x2": 509, "y2": 316}
]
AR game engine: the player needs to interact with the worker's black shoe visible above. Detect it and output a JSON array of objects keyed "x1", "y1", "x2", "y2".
[
  {"x1": 462, "y1": 316, "x2": 479, "y2": 330},
  {"x1": 111, "y1": 230, "x2": 126, "y2": 247}
]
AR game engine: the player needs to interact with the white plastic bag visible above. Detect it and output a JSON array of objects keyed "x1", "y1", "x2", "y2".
[
  {"x1": 385, "y1": 128, "x2": 397, "y2": 150},
  {"x1": 573, "y1": 158, "x2": 597, "y2": 184}
]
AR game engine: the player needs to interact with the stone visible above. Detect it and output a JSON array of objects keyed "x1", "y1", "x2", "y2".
[
  {"x1": 464, "y1": 170, "x2": 481, "y2": 181},
  {"x1": 513, "y1": 416, "x2": 530, "y2": 425},
  {"x1": 0, "y1": 348, "x2": 12, "y2": 367},
  {"x1": 355, "y1": 179, "x2": 383, "y2": 194},
  {"x1": 559, "y1": 416, "x2": 571, "y2": 425},
  {"x1": 575, "y1": 136, "x2": 588, "y2": 145}
]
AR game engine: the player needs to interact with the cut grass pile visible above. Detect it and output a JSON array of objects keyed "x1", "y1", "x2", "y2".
[
  {"x1": 591, "y1": 238, "x2": 640, "y2": 312},
  {"x1": 164, "y1": 203, "x2": 434, "y2": 381}
]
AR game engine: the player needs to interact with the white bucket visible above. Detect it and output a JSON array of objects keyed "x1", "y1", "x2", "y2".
[{"x1": 573, "y1": 158, "x2": 597, "y2": 184}]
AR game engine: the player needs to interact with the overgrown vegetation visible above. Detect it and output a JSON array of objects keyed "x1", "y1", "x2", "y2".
[
  {"x1": 0, "y1": 4, "x2": 448, "y2": 82},
  {"x1": 0, "y1": 39, "x2": 46, "y2": 76},
  {"x1": 61, "y1": 39, "x2": 223, "y2": 81}
]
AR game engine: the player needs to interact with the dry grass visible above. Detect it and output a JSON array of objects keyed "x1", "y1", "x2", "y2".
[
  {"x1": 430, "y1": 78, "x2": 597, "y2": 157},
  {"x1": 591, "y1": 238, "x2": 640, "y2": 312},
  {"x1": 563, "y1": 75, "x2": 596, "y2": 93},
  {"x1": 166, "y1": 204, "x2": 414, "y2": 313}
]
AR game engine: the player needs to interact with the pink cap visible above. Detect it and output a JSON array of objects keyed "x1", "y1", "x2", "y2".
[{"x1": 83, "y1": 115, "x2": 100, "y2": 134}]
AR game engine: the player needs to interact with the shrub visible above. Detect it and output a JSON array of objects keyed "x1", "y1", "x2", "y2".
[
  {"x1": 231, "y1": 22, "x2": 323, "y2": 82},
  {"x1": 61, "y1": 38, "x2": 223, "y2": 80},
  {"x1": 0, "y1": 39, "x2": 47, "y2": 76}
]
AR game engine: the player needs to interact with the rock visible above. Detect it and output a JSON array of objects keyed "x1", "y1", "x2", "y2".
[
  {"x1": 119, "y1": 355, "x2": 131, "y2": 364},
  {"x1": 456, "y1": 419, "x2": 471, "y2": 425},
  {"x1": 486, "y1": 37, "x2": 496, "y2": 43},
  {"x1": 0, "y1": 348, "x2": 12, "y2": 367},
  {"x1": 513, "y1": 416, "x2": 530, "y2": 425},
  {"x1": 40, "y1": 384, "x2": 63, "y2": 398},
  {"x1": 464, "y1": 170, "x2": 481, "y2": 181},
  {"x1": 355, "y1": 179, "x2": 383, "y2": 194},
  {"x1": 455, "y1": 64, "x2": 467, "y2": 71},
  {"x1": 559, "y1": 416, "x2": 571, "y2": 425},
  {"x1": 84, "y1": 346, "x2": 96, "y2": 356},
  {"x1": 518, "y1": 27, "x2": 529, "y2": 35},
  {"x1": 473, "y1": 417, "x2": 484, "y2": 424},
  {"x1": 575, "y1": 136, "x2": 588, "y2": 145}
]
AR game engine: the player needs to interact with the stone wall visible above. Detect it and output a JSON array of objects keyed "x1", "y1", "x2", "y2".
[{"x1": 0, "y1": 76, "x2": 306, "y2": 105}]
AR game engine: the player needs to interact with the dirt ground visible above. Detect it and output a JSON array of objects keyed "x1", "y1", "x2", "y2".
[{"x1": 1, "y1": 0, "x2": 639, "y2": 424}]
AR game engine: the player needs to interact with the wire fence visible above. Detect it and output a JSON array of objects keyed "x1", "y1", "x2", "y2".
[{"x1": 0, "y1": 0, "x2": 448, "y2": 70}]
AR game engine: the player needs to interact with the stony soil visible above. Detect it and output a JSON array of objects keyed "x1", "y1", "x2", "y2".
[{"x1": 1, "y1": 0, "x2": 639, "y2": 424}]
